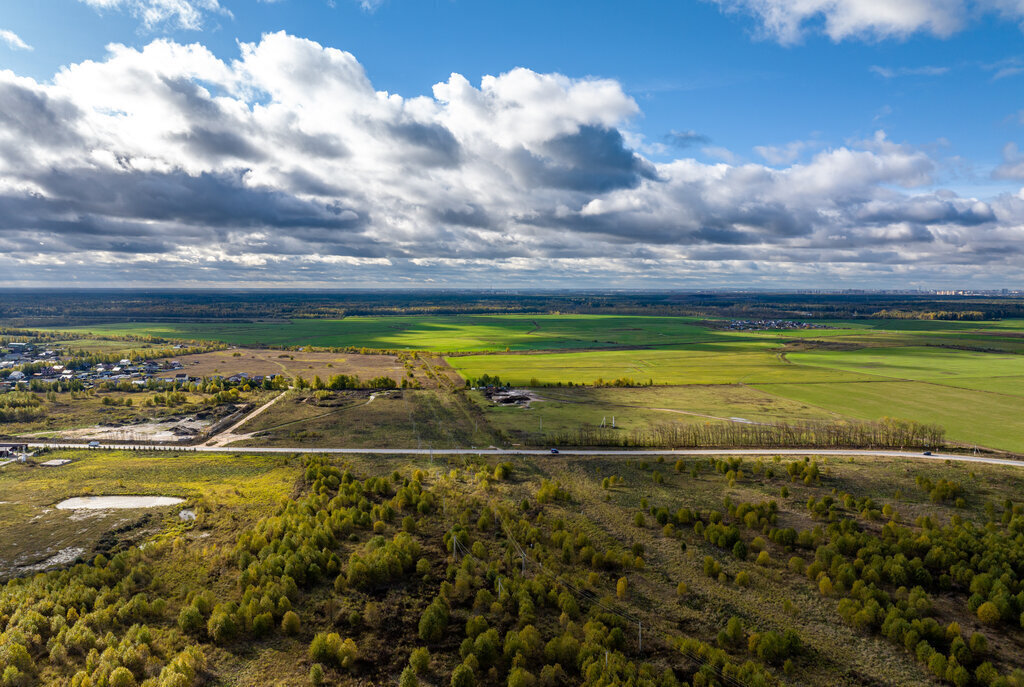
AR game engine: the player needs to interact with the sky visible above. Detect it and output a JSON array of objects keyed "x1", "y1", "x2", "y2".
[{"x1": 1, "y1": 0, "x2": 1023, "y2": 289}]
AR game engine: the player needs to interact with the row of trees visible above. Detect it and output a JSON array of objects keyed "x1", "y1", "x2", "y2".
[{"x1": 545, "y1": 418, "x2": 945, "y2": 449}]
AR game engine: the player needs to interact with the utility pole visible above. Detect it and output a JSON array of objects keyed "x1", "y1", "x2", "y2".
[{"x1": 612, "y1": 416, "x2": 616, "y2": 429}]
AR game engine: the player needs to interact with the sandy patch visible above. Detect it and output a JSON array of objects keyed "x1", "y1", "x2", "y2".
[
  {"x1": 17, "y1": 547, "x2": 85, "y2": 574},
  {"x1": 57, "y1": 496, "x2": 185, "y2": 510},
  {"x1": 44, "y1": 417, "x2": 212, "y2": 442}
]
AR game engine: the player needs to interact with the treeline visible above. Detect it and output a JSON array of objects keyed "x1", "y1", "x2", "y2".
[
  {"x1": 466, "y1": 375, "x2": 656, "y2": 389},
  {"x1": 871, "y1": 310, "x2": 986, "y2": 321},
  {"x1": 543, "y1": 418, "x2": 945, "y2": 449},
  {"x1": 7, "y1": 374, "x2": 289, "y2": 396},
  {"x1": 0, "y1": 391, "x2": 45, "y2": 422},
  {"x1": 295, "y1": 374, "x2": 398, "y2": 391},
  {"x1": 4, "y1": 290, "x2": 1024, "y2": 324}
]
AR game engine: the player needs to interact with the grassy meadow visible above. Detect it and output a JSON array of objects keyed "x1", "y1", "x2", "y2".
[{"x1": 0, "y1": 448, "x2": 296, "y2": 580}]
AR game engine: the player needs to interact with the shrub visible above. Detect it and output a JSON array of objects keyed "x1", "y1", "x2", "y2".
[
  {"x1": 756, "y1": 551, "x2": 771, "y2": 566},
  {"x1": 616, "y1": 577, "x2": 629, "y2": 599},
  {"x1": 508, "y1": 667, "x2": 536, "y2": 687},
  {"x1": 451, "y1": 663, "x2": 475, "y2": 687},
  {"x1": 977, "y1": 602, "x2": 1000, "y2": 625},
  {"x1": 410, "y1": 647, "x2": 431, "y2": 674},
  {"x1": 309, "y1": 664, "x2": 324, "y2": 686},
  {"x1": 252, "y1": 612, "x2": 273, "y2": 637},
  {"x1": 419, "y1": 599, "x2": 450, "y2": 642},
  {"x1": 177, "y1": 605, "x2": 203, "y2": 634},
  {"x1": 718, "y1": 616, "x2": 744, "y2": 647},
  {"x1": 310, "y1": 633, "x2": 358, "y2": 669},
  {"x1": 466, "y1": 615, "x2": 488, "y2": 640},
  {"x1": 399, "y1": 666, "x2": 418, "y2": 687},
  {"x1": 750, "y1": 629, "x2": 801, "y2": 665},
  {"x1": 207, "y1": 611, "x2": 238, "y2": 644},
  {"x1": 281, "y1": 611, "x2": 301, "y2": 635},
  {"x1": 109, "y1": 667, "x2": 136, "y2": 687}
]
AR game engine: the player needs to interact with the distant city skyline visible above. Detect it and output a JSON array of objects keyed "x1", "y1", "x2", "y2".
[{"x1": 2, "y1": 0, "x2": 1024, "y2": 288}]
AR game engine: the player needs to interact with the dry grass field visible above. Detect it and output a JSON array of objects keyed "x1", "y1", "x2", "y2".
[{"x1": 158, "y1": 348, "x2": 413, "y2": 384}]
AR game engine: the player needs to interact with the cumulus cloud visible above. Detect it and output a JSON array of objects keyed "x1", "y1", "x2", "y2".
[
  {"x1": 78, "y1": 0, "x2": 230, "y2": 30},
  {"x1": 707, "y1": 0, "x2": 1024, "y2": 43},
  {"x1": 0, "y1": 32, "x2": 1020, "y2": 287},
  {"x1": 0, "y1": 29, "x2": 32, "y2": 51}
]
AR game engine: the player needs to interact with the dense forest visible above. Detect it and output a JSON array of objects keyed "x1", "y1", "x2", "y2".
[{"x1": 1, "y1": 290, "x2": 1023, "y2": 325}]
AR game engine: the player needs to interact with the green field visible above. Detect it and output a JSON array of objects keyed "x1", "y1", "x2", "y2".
[
  {"x1": 755, "y1": 380, "x2": 1024, "y2": 452},
  {"x1": 38, "y1": 314, "x2": 729, "y2": 352},
  {"x1": 786, "y1": 345, "x2": 1024, "y2": 384},
  {"x1": 449, "y1": 343, "x2": 883, "y2": 386},
  {"x1": 38, "y1": 315, "x2": 1024, "y2": 352}
]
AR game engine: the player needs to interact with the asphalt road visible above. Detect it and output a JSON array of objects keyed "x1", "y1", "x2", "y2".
[{"x1": 23, "y1": 443, "x2": 1024, "y2": 468}]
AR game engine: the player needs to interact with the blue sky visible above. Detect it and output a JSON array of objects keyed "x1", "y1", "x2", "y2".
[{"x1": 1, "y1": 0, "x2": 1023, "y2": 288}]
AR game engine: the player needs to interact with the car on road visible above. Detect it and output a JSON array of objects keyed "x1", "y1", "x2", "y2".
[
  {"x1": 549, "y1": 448, "x2": 559, "y2": 454},
  {"x1": 923, "y1": 451, "x2": 932, "y2": 456},
  {"x1": 88, "y1": 441, "x2": 101, "y2": 448}
]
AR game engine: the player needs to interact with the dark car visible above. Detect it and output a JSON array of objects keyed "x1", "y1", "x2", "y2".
[
  {"x1": 550, "y1": 448, "x2": 559, "y2": 454},
  {"x1": 923, "y1": 451, "x2": 932, "y2": 456}
]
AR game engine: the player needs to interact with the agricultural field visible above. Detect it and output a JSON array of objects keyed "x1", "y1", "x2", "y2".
[
  {"x1": 448, "y1": 342, "x2": 886, "y2": 386},
  {"x1": 161, "y1": 348, "x2": 417, "y2": 387},
  {"x1": 2, "y1": 447, "x2": 1024, "y2": 685},
  {"x1": 754, "y1": 381, "x2": 1024, "y2": 454},
  {"x1": 36, "y1": 315, "x2": 734, "y2": 352},
  {"x1": 13, "y1": 313, "x2": 1024, "y2": 453}
]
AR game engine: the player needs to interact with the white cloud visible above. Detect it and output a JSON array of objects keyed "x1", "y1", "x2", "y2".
[
  {"x1": 0, "y1": 32, "x2": 1018, "y2": 287},
  {"x1": 994, "y1": 142, "x2": 1024, "y2": 179},
  {"x1": 869, "y1": 65, "x2": 950, "y2": 78},
  {"x1": 754, "y1": 139, "x2": 818, "y2": 164},
  {"x1": 0, "y1": 29, "x2": 32, "y2": 51},
  {"x1": 77, "y1": 0, "x2": 231, "y2": 30},
  {"x1": 707, "y1": 0, "x2": 1024, "y2": 43}
]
